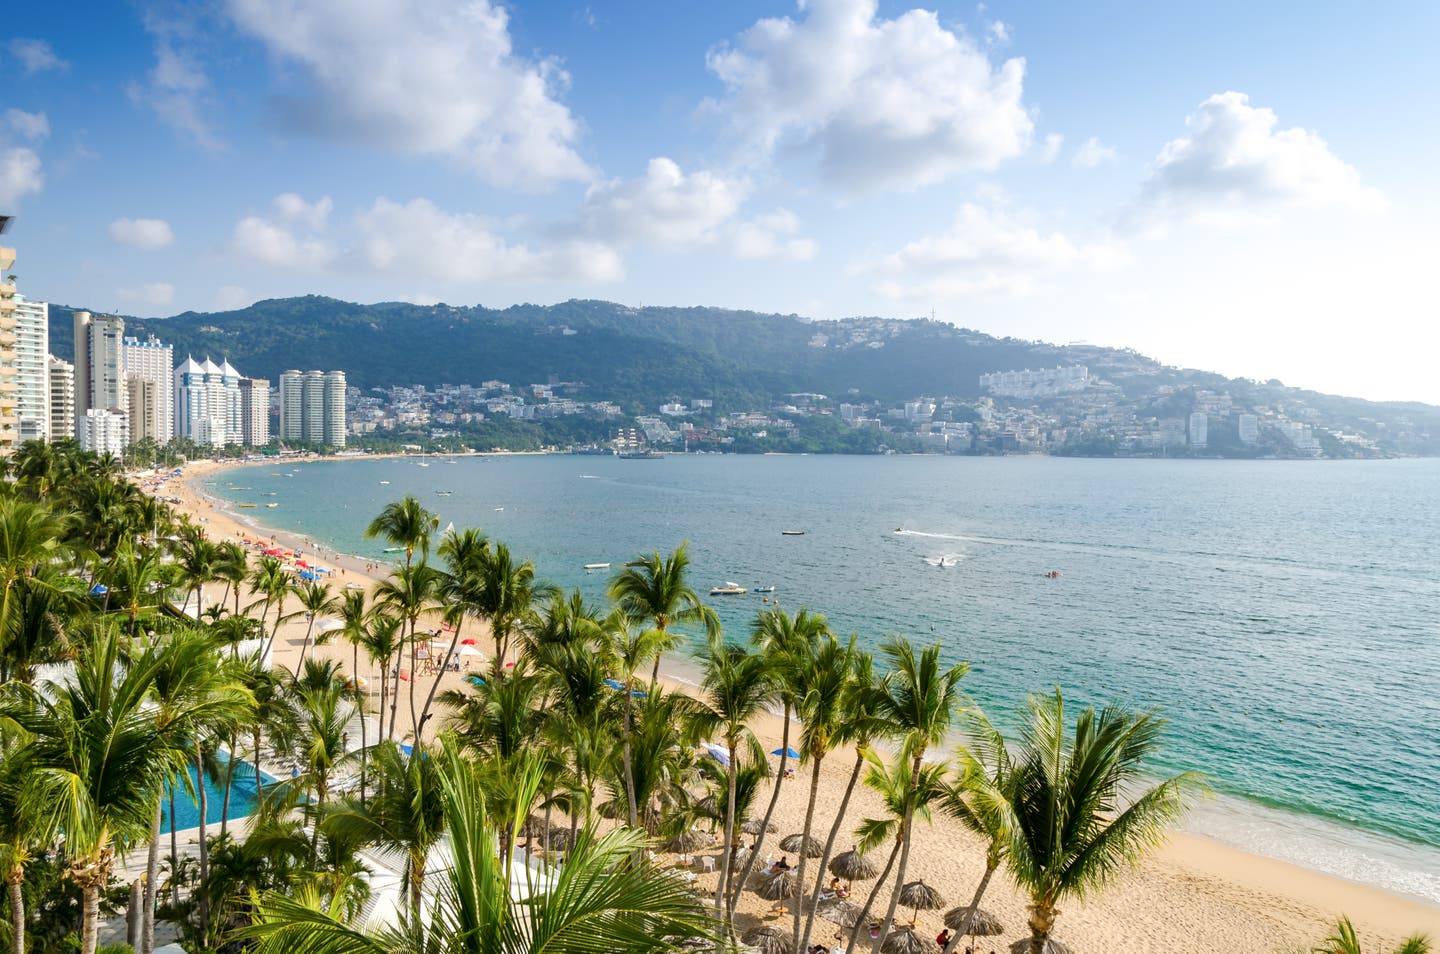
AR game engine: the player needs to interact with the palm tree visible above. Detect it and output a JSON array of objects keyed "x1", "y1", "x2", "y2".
[
  {"x1": 99, "y1": 540, "x2": 176, "y2": 634},
  {"x1": 324, "y1": 740, "x2": 447, "y2": 933},
  {"x1": 596, "y1": 608, "x2": 669, "y2": 830},
  {"x1": 845, "y1": 745, "x2": 949, "y2": 954},
  {"x1": 335, "y1": 589, "x2": 373, "y2": 795},
  {"x1": 248, "y1": 556, "x2": 297, "y2": 665},
  {"x1": 241, "y1": 738, "x2": 719, "y2": 954},
  {"x1": 5, "y1": 627, "x2": 177, "y2": 954},
  {"x1": 419, "y1": 527, "x2": 489, "y2": 734},
  {"x1": 364, "y1": 495, "x2": 438, "y2": 572},
  {"x1": 1312, "y1": 916, "x2": 1431, "y2": 954},
  {"x1": 0, "y1": 748, "x2": 49, "y2": 954},
  {"x1": 357, "y1": 611, "x2": 405, "y2": 744},
  {"x1": 475, "y1": 541, "x2": 553, "y2": 669},
  {"x1": 292, "y1": 580, "x2": 340, "y2": 678},
  {"x1": 289, "y1": 664, "x2": 353, "y2": 851},
  {"x1": 793, "y1": 634, "x2": 856, "y2": 951},
  {"x1": 997, "y1": 689, "x2": 1204, "y2": 954},
  {"x1": 694, "y1": 631, "x2": 773, "y2": 919},
  {"x1": 175, "y1": 525, "x2": 220, "y2": 619},
  {"x1": 0, "y1": 499, "x2": 71, "y2": 648},
  {"x1": 214, "y1": 540, "x2": 249, "y2": 617},
  {"x1": 608, "y1": 543, "x2": 719, "y2": 686},
  {"x1": 939, "y1": 711, "x2": 1016, "y2": 953},
  {"x1": 375, "y1": 560, "x2": 439, "y2": 741},
  {"x1": 0, "y1": 563, "x2": 84, "y2": 685},
  {"x1": 869, "y1": 639, "x2": 967, "y2": 953}
]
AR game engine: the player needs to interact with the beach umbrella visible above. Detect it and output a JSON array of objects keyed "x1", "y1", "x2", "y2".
[
  {"x1": 742, "y1": 926, "x2": 793, "y2": 954},
  {"x1": 702, "y1": 743, "x2": 731, "y2": 768},
  {"x1": 316, "y1": 618, "x2": 345, "y2": 633},
  {"x1": 897, "y1": 880, "x2": 944, "y2": 924},
  {"x1": 780, "y1": 833, "x2": 824, "y2": 858},
  {"x1": 667, "y1": 830, "x2": 709, "y2": 854},
  {"x1": 1008, "y1": 941, "x2": 1070, "y2": 954},
  {"x1": 756, "y1": 870, "x2": 799, "y2": 902},
  {"x1": 829, "y1": 848, "x2": 879, "y2": 884},
  {"x1": 944, "y1": 906, "x2": 1004, "y2": 937},
  {"x1": 771, "y1": 746, "x2": 801, "y2": 759},
  {"x1": 741, "y1": 817, "x2": 777, "y2": 835},
  {"x1": 816, "y1": 897, "x2": 865, "y2": 929},
  {"x1": 461, "y1": 637, "x2": 477, "y2": 645},
  {"x1": 458, "y1": 645, "x2": 483, "y2": 656},
  {"x1": 882, "y1": 929, "x2": 934, "y2": 954},
  {"x1": 730, "y1": 845, "x2": 752, "y2": 869}
]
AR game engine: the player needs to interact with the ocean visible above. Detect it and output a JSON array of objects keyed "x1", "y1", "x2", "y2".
[{"x1": 201, "y1": 453, "x2": 1440, "y2": 904}]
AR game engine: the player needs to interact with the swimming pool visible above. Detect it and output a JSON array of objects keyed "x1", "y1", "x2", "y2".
[{"x1": 161, "y1": 756, "x2": 276, "y2": 834}]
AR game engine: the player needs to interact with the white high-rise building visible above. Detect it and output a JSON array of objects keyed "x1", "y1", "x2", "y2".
[
  {"x1": 1237, "y1": 413, "x2": 1259, "y2": 445},
  {"x1": 48, "y1": 357, "x2": 74, "y2": 442},
  {"x1": 122, "y1": 334, "x2": 174, "y2": 445},
  {"x1": 73, "y1": 311, "x2": 128, "y2": 421},
  {"x1": 1188, "y1": 411, "x2": 1208, "y2": 447},
  {"x1": 79, "y1": 407, "x2": 128, "y2": 456},
  {"x1": 11, "y1": 294, "x2": 48, "y2": 442},
  {"x1": 278, "y1": 368, "x2": 345, "y2": 447},
  {"x1": 239, "y1": 377, "x2": 270, "y2": 446},
  {"x1": 0, "y1": 245, "x2": 20, "y2": 453}
]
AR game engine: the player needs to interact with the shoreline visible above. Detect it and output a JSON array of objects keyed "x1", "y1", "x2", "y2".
[{"x1": 163, "y1": 455, "x2": 1440, "y2": 952}]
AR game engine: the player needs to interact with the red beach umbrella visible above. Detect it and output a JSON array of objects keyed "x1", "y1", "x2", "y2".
[{"x1": 461, "y1": 637, "x2": 477, "y2": 646}]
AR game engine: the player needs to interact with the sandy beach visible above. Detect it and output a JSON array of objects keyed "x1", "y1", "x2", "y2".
[{"x1": 160, "y1": 456, "x2": 1440, "y2": 954}]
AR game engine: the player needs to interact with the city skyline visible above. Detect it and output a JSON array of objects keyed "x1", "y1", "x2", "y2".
[{"x1": 3, "y1": 1, "x2": 1438, "y2": 403}]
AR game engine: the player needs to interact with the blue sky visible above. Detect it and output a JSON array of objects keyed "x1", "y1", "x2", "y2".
[{"x1": 4, "y1": 0, "x2": 1437, "y2": 402}]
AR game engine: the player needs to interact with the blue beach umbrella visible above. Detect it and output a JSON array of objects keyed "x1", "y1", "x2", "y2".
[
  {"x1": 702, "y1": 742, "x2": 732, "y2": 768},
  {"x1": 89, "y1": 584, "x2": 109, "y2": 596},
  {"x1": 772, "y1": 747, "x2": 801, "y2": 759}
]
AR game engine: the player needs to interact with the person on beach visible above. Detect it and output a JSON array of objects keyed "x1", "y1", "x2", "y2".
[{"x1": 936, "y1": 930, "x2": 951, "y2": 949}]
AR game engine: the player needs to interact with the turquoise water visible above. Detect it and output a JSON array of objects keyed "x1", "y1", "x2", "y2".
[
  {"x1": 204, "y1": 454, "x2": 1440, "y2": 902},
  {"x1": 162, "y1": 758, "x2": 274, "y2": 834}
]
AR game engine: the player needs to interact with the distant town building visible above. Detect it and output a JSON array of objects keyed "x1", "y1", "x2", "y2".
[
  {"x1": 1237, "y1": 413, "x2": 1259, "y2": 445},
  {"x1": 12, "y1": 294, "x2": 49, "y2": 442},
  {"x1": 47, "y1": 357, "x2": 74, "y2": 442},
  {"x1": 123, "y1": 334, "x2": 174, "y2": 445},
  {"x1": 0, "y1": 243, "x2": 19, "y2": 453},
  {"x1": 980, "y1": 365, "x2": 1089, "y2": 399},
  {"x1": 79, "y1": 407, "x2": 128, "y2": 456},
  {"x1": 239, "y1": 377, "x2": 270, "y2": 446},
  {"x1": 1188, "y1": 412, "x2": 1208, "y2": 447},
  {"x1": 279, "y1": 368, "x2": 346, "y2": 447}
]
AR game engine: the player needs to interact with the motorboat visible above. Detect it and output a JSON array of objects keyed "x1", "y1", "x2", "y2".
[
  {"x1": 709, "y1": 582, "x2": 748, "y2": 596},
  {"x1": 266, "y1": 503, "x2": 279, "y2": 508},
  {"x1": 436, "y1": 490, "x2": 453, "y2": 496},
  {"x1": 780, "y1": 530, "x2": 805, "y2": 536},
  {"x1": 753, "y1": 585, "x2": 776, "y2": 593},
  {"x1": 584, "y1": 562, "x2": 611, "y2": 571}
]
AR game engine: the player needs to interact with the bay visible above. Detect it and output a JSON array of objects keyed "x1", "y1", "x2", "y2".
[{"x1": 203, "y1": 454, "x2": 1440, "y2": 903}]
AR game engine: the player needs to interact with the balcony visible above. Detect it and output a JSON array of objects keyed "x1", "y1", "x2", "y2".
[{"x1": 0, "y1": 282, "x2": 14, "y2": 298}]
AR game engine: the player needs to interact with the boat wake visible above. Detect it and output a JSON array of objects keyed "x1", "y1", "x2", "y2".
[
  {"x1": 923, "y1": 553, "x2": 964, "y2": 567},
  {"x1": 894, "y1": 528, "x2": 963, "y2": 540}
]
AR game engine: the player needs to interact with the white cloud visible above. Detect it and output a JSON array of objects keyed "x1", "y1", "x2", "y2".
[
  {"x1": 117, "y1": 282, "x2": 176, "y2": 307},
  {"x1": 130, "y1": 18, "x2": 224, "y2": 150},
  {"x1": 0, "y1": 149, "x2": 43, "y2": 207},
  {"x1": 581, "y1": 158, "x2": 745, "y2": 244},
  {"x1": 108, "y1": 217, "x2": 175, "y2": 250},
  {"x1": 705, "y1": 0, "x2": 1032, "y2": 191},
  {"x1": 5, "y1": 110, "x2": 49, "y2": 142},
  {"x1": 6, "y1": 39, "x2": 67, "y2": 75},
  {"x1": 214, "y1": 285, "x2": 251, "y2": 310},
  {"x1": 732, "y1": 209, "x2": 817, "y2": 262},
  {"x1": 987, "y1": 20, "x2": 1011, "y2": 45},
  {"x1": 1073, "y1": 136, "x2": 1117, "y2": 168},
  {"x1": 868, "y1": 200, "x2": 1129, "y2": 299},
  {"x1": 1039, "y1": 132, "x2": 1064, "y2": 164},
  {"x1": 225, "y1": 0, "x2": 590, "y2": 189},
  {"x1": 355, "y1": 197, "x2": 621, "y2": 283},
  {"x1": 231, "y1": 195, "x2": 337, "y2": 269},
  {"x1": 1131, "y1": 92, "x2": 1385, "y2": 229}
]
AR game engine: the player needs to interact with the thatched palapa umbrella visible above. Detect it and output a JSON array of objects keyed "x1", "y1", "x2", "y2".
[
  {"x1": 667, "y1": 830, "x2": 709, "y2": 854},
  {"x1": 757, "y1": 869, "x2": 799, "y2": 903},
  {"x1": 881, "y1": 928, "x2": 935, "y2": 954},
  {"x1": 816, "y1": 897, "x2": 865, "y2": 929},
  {"x1": 944, "y1": 905, "x2": 1004, "y2": 937},
  {"x1": 828, "y1": 848, "x2": 879, "y2": 888},
  {"x1": 897, "y1": 880, "x2": 944, "y2": 925},
  {"x1": 731, "y1": 845, "x2": 753, "y2": 869},
  {"x1": 743, "y1": 817, "x2": 778, "y2": 835},
  {"x1": 1008, "y1": 940, "x2": 1071, "y2": 954},
  {"x1": 743, "y1": 925, "x2": 795, "y2": 954},
  {"x1": 779, "y1": 833, "x2": 824, "y2": 858}
]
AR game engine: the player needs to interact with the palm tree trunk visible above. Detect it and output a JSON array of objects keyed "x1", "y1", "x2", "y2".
[
  {"x1": 8, "y1": 873, "x2": 26, "y2": 954},
  {"x1": 872, "y1": 755, "x2": 924, "y2": 954},
  {"x1": 620, "y1": 679, "x2": 639, "y2": 829},
  {"x1": 80, "y1": 881, "x2": 100, "y2": 954},
  {"x1": 388, "y1": 650, "x2": 403, "y2": 741},
  {"x1": 802, "y1": 747, "x2": 866, "y2": 954},
  {"x1": 714, "y1": 738, "x2": 739, "y2": 918},
  {"x1": 220, "y1": 734, "x2": 236, "y2": 841},
  {"x1": 407, "y1": 620, "x2": 421, "y2": 742},
  {"x1": 168, "y1": 789, "x2": 178, "y2": 902},
  {"x1": 1027, "y1": 902, "x2": 1058, "y2": 954},
  {"x1": 727, "y1": 708, "x2": 791, "y2": 917},
  {"x1": 409, "y1": 851, "x2": 425, "y2": 944},
  {"x1": 292, "y1": 617, "x2": 318, "y2": 679},
  {"x1": 356, "y1": 646, "x2": 369, "y2": 804},
  {"x1": 846, "y1": 836, "x2": 902, "y2": 954},
  {"x1": 253, "y1": 727, "x2": 265, "y2": 800},
  {"x1": 792, "y1": 753, "x2": 824, "y2": 950},
  {"x1": 942, "y1": 862, "x2": 997, "y2": 954},
  {"x1": 417, "y1": 621, "x2": 463, "y2": 735},
  {"x1": 195, "y1": 751, "x2": 210, "y2": 939},
  {"x1": 144, "y1": 800, "x2": 162, "y2": 954}
]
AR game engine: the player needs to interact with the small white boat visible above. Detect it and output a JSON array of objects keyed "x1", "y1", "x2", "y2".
[
  {"x1": 710, "y1": 582, "x2": 748, "y2": 596},
  {"x1": 493, "y1": 507, "x2": 504, "y2": 512},
  {"x1": 266, "y1": 503, "x2": 279, "y2": 508},
  {"x1": 380, "y1": 480, "x2": 390, "y2": 485},
  {"x1": 753, "y1": 585, "x2": 775, "y2": 593},
  {"x1": 584, "y1": 562, "x2": 610, "y2": 571},
  {"x1": 780, "y1": 530, "x2": 805, "y2": 536},
  {"x1": 436, "y1": 490, "x2": 453, "y2": 496},
  {"x1": 417, "y1": 462, "x2": 430, "y2": 468}
]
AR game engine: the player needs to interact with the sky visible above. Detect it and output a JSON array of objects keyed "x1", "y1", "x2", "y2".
[{"x1": 4, "y1": 0, "x2": 1438, "y2": 403}]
